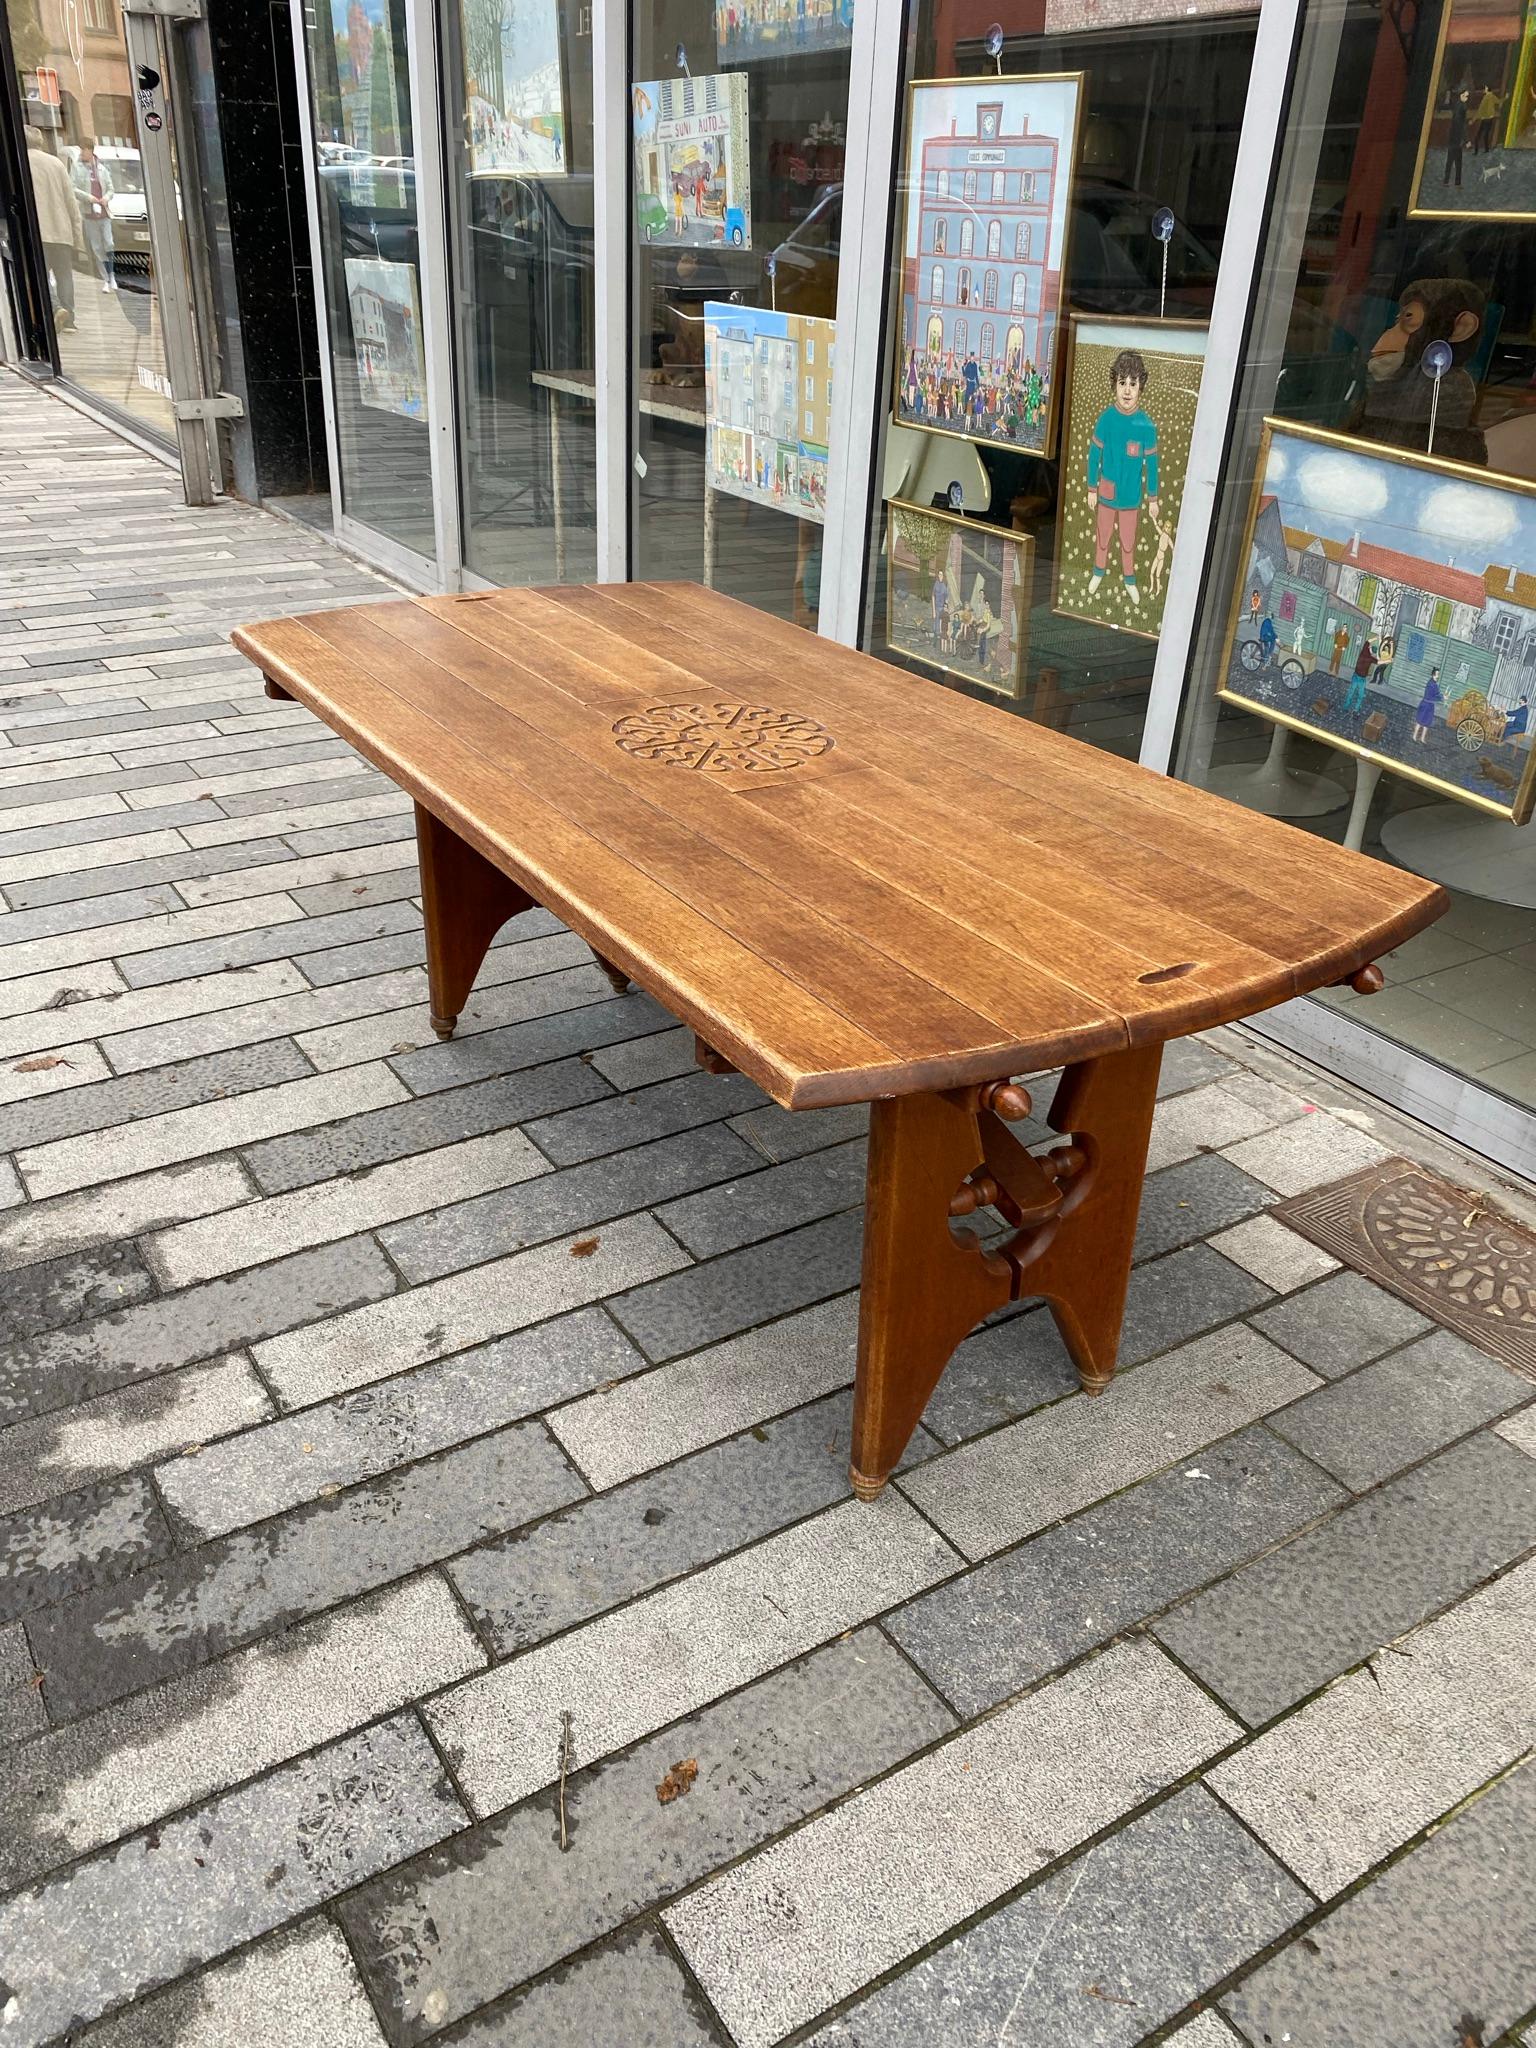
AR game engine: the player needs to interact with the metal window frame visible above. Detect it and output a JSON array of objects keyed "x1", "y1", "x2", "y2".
[{"x1": 593, "y1": 0, "x2": 629, "y2": 582}]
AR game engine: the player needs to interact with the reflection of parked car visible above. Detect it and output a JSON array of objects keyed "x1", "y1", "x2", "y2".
[{"x1": 92, "y1": 144, "x2": 152, "y2": 289}]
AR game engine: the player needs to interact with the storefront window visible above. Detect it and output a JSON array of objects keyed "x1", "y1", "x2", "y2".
[
  {"x1": 441, "y1": 0, "x2": 595, "y2": 583},
  {"x1": 628, "y1": 1, "x2": 853, "y2": 623},
  {"x1": 1178, "y1": 0, "x2": 1536, "y2": 1117},
  {"x1": 865, "y1": 7, "x2": 1254, "y2": 755},
  {"x1": 11, "y1": 0, "x2": 173, "y2": 436},
  {"x1": 303, "y1": 0, "x2": 435, "y2": 564}
]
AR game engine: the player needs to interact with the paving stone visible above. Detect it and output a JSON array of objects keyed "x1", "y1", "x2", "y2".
[
  {"x1": 1499, "y1": 1403, "x2": 1536, "y2": 1457},
  {"x1": 0, "y1": 1715, "x2": 464, "y2": 2048},
  {"x1": 1251, "y1": 1269, "x2": 1434, "y2": 1377},
  {"x1": 1208, "y1": 1212, "x2": 1340, "y2": 1292},
  {"x1": 655, "y1": 1137, "x2": 866, "y2": 1258},
  {"x1": 0, "y1": 888, "x2": 303, "y2": 984},
  {"x1": 0, "y1": 1036, "x2": 315, "y2": 1158},
  {"x1": 0, "y1": 959, "x2": 306, "y2": 1066},
  {"x1": 456, "y1": 1390, "x2": 937, "y2": 1656},
  {"x1": 0, "y1": 835, "x2": 294, "y2": 909},
  {"x1": 214, "y1": 771, "x2": 388, "y2": 818},
  {"x1": 341, "y1": 1628, "x2": 953, "y2": 2045},
  {"x1": 257, "y1": 1212, "x2": 688, "y2": 1406},
  {"x1": 146, "y1": 1126, "x2": 549, "y2": 1288},
  {"x1": 0, "y1": 1155, "x2": 22, "y2": 1208},
  {"x1": 101, "y1": 962, "x2": 430, "y2": 1072},
  {"x1": 450, "y1": 1926, "x2": 718, "y2": 2048},
  {"x1": 1220, "y1": 1111, "x2": 1392, "y2": 1195},
  {"x1": 0, "y1": 1620, "x2": 47, "y2": 1741},
  {"x1": 0, "y1": 1576, "x2": 482, "y2": 1893},
  {"x1": 587, "y1": 1024, "x2": 696, "y2": 1090},
  {"x1": 0, "y1": 763, "x2": 196, "y2": 815},
  {"x1": 525, "y1": 1067, "x2": 766, "y2": 1165},
  {"x1": 609, "y1": 1210, "x2": 864, "y2": 1364},
  {"x1": 1223, "y1": 1758, "x2": 1536, "y2": 2048},
  {"x1": 77, "y1": 1921, "x2": 389, "y2": 2048},
  {"x1": 284, "y1": 810, "x2": 440, "y2": 856},
  {"x1": 807, "y1": 1786, "x2": 1309, "y2": 2047},
  {"x1": 899, "y1": 1327, "x2": 1321, "y2": 1561},
  {"x1": 888, "y1": 1424, "x2": 1344, "y2": 1716},
  {"x1": 388, "y1": 988, "x2": 676, "y2": 1093},
  {"x1": 281, "y1": 929, "x2": 435, "y2": 986},
  {"x1": 158, "y1": 1308, "x2": 641, "y2": 1539},
  {"x1": 0, "y1": 1235, "x2": 396, "y2": 1426},
  {"x1": 0, "y1": 882, "x2": 186, "y2": 946},
  {"x1": 0, "y1": 1354, "x2": 272, "y2": 1515},
  {"x1": 118, "y1": 898, "x2": 420, "y2": 988},
  {"x1": 550, "y1": 1292, "x2": 860, "y2": 1488},
  {"x1": 285, "y1": 866, "x2": 424, "y2": 918},
  {"x1": 0, "y1": 1472, "x2": 173, "y2": 1625},
  {"x1": 180, "y1": 790, "x2": 411, "y2": 848},
  {"x1": 0, "y1": 1238, "x2": 155, "y2": 1343},
  {"x1": 427, "y1": 1491, "x2": 957, "y2": 1816},
  {"x1": 243, "y1": 1058, "x2": 609, "y2": 1193},
  {"x1": 29, "y1": 1419, "x2": 585, "y2": 1719},
  {"x1": 0, "y1": 954, "x2": 125, "y2": 1022},
  {"x1": 1145, "y1": 1079, "x2": 1306, "y2": 1173},
  {"x1": 666, "y1": 1640, "x2": 1238, "y2": 2048},
  {"x1": 19, "y1": 1062, "x2": 406, "y2": 1200},
  {"x1": 0, "y1": 826, "x2": 190, "y2": 890},
  {"x1": 0, "y1": 1033, "x2": 113, "y2": 1107},
  {"x1": 1207, "y1": 1555, "x2": 1536, "y2": 1897},
  {"x1": 1151, "y1": 1431, "x2": 1536, "y2": 1726},
  {"x1": 0, "y1": 1157, "x2": 252, "y2": 1273},
  {"x1": 923, "y1": 1243, "x2": 1271, "y2": 1446},
  {"x1": 727, "y1": 1098, "x2": 870, "y2": 1162},
  {"x1": 1163, "y1": 2016, "x2": 1243, "y2": 2046},
  {"x1": 1270, "y1": 1327, "x2": 1527, "y2": 1489},
  {"x1": 381, "y1": 1124, "x2": 758, "y2": 1285},
  {"x1": 1132, "y1": 1153, "x2": 1276, "y2": 1260}
]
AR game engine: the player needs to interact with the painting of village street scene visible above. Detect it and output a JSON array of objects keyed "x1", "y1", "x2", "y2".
[
  {"x1": 633, "y1": 73, "x2": 752, "y2": 248},
  {"x1": 1220, "y1": 420, "x2": 1536, "y2": 824},
  {"x1": 894, "y1": 75, "x2": 1084, "y2": 456},
  {"x1": 886, "y1": 499, "x2": 1031, "y2": 700},
  {"x1": 462, "y1": 0, "x2": 569, "y2": 176},
  {"x1": 715, "y1": 0, "x2": 853, "y2": 63},
  {"x1": 704, "y1": 303, "x2": 833, "y2": 522},
  {"x1": 1410, "y1": 0, "x2": 1536, "y2": 219},
  {"x1": 1053, "y1": 317, "x2": 1208, "y2": 644},
  {"x1": 344, "y1": 259, "x2": 428, "y2": 421}
]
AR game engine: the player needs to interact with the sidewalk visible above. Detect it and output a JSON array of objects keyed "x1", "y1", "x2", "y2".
[{"x1": 0, "y1": 366, "x2": 1533, "y2": 2048}]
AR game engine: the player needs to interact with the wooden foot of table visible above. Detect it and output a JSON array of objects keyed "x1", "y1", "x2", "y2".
[
  {"x1": 849, "y1": 1042, "x2": 1163, "y2": 1498},
  {"x1": 263, "y1": 678, "x2": 294, "y2": 701},
  {"x1": 590, "y1": 951, "x2": 632, "y2": 993},
  {"x1": 415, "y1": 803, "x2": 535, "y2": 1039}
]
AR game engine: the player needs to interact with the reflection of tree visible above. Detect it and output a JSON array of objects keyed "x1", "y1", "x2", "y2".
[
  {"x1": 463, "y1": 0, "x2": 505, "y2": 107},
  {"x1": 896, "y1": 509, "x2": 952, "y2": 599},
  {"x1": 11, "y1": 0, "x2": 47, "y2": 73},
  {"x1": 368, "y1": 0, "x2": 412, "y2": 159}
]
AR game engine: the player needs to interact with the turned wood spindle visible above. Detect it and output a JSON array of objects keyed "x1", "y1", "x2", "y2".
[
  {"x1": 948, "y1": 1172, "x2": 1000, "y2": 1217},
  {"x1": 979, "y1": 1081, "x2": 1033, "y2": 1121}
]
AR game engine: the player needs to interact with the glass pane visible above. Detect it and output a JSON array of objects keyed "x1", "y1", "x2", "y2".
[
  {"x1": 442, "y1": 0, "x2": 595, "y2": 583},
  {"x1": 629, "y1": 8, "x2": 853, "y2": 623},
  {"x1": 304, "y1": 0, "x2": 436, "y2": 562},
  {"x1": 13, "y1": 0, "x2": 174, "y2": 436},
  {"x1": 1177, "y1": 0, "x2": 1536, "y2": 1116},
  {"x1": 864, "y1": 8, "x2": 1258, "y2": 755}
]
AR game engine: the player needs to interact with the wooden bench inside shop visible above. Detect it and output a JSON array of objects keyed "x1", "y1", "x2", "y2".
[{"x1": 233, "y1": 583, "x2": 1447, "y2": 1500}]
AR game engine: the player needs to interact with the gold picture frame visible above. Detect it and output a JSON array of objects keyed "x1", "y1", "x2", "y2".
[
  {"x1": 1216, "y1": 418, "x2": 1536, "y2": 826},
  {"x1": 1051, "y1": 313, "x2": 1209, "y2": 646},
  {"x1": 884, "y1": 497, "x2": 1033, "y2": 702},
  {"x1": 1408, "y1": 0, "x2": 1536, "y2": 222},
  {"x1": 891, "y1": 72, "x2": 1085, "y2": 462}
]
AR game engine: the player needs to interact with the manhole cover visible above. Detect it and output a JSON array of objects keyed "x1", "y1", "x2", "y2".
[
  {"x1": 1275, "y1": 1158, "x2": 1536, "y2": 1384},
  {"x1": 612, "y1": 701, "x2": 833, "y2": 775}
]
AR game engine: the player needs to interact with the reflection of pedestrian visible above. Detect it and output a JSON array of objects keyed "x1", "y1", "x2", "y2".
[
  {"x1": 1344, "y1": 638, "x2": 1374, "y2": 713},
  {"x1": 1444, "y1": 85, "x2": 1471, "y2": 187},
  {"x1": 25, "y1": 130, "x2": 82, "y2": 330},
  {"x1": 1472, "y1": 86, "x2": 1501, "y2": 153},
  {"x1": 1328, "y1": 622, "x2": 1349, "y2": 675},
  {"x1": 1413, "y1": 666, "x2": 1443, "y2": 742},
  {"x1": 72, "y1": 144, "x2": 116, "y2": 292}
]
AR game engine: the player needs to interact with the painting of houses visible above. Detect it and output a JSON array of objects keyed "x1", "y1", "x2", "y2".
[
  {"x1": 1221, "y1": 419, "x2": 1536, "y2": 822},
  {"x1": 704, "y1": 303, "x2": 833, "y2": 521},
  {"x1": 343, "y1": 258, "x2": 427, "y2": 421},
  {"x1": 893, "y1": 75, "x2": 1083, "y2": 457}
]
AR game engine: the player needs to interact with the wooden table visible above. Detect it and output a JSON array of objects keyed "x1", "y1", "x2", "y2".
[{"x1": 233, "y1": 583, "x2": 1446, "y2": 1500}]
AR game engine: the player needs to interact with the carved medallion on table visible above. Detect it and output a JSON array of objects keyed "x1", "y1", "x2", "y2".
[{"x1": 612, "y1": 701, "x2": 833, "y2": 775}]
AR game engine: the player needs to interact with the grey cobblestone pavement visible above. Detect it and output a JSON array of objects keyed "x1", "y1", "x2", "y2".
[{"x1": 1, "y1": 369, "x2": 1533, "y2": 2047}]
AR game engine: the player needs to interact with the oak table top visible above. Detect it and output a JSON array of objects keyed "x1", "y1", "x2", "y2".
[{"x1": 233, "y1": 580, "x2": 1446, "y2": 1111}]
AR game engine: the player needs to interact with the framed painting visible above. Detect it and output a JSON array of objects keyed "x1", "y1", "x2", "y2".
[
  {"x1": 885, "y1": 498, "x2": 1033, "y2": 701},
  {"x1": 892, "y1": 73, "x2": 1085, "y2": 459},
  {"x1": 344, "y1": 259, "x2": 428, "y2": 421},
  {"x1": 462, "y1": 0, "x2": 570, "y2": 176},
  {"x1": 715, "y1": 0, "x2": 853, "y2": 63},
  {"x1": 1217, "y1": 419, "x2": 1536, "y2": 825},
  {"x1": 1409, "y1": 0, "x2": 1536, "y2": 221},
  {"x1": 1052, "y1": 315, "x2": 1208, "y2": 644},
  {"x1": 704, "y1": 302, "x2": 833, "y2": 523},
  {"x1": 633, "y1": 73, "x2": 752, "y2": 248}
]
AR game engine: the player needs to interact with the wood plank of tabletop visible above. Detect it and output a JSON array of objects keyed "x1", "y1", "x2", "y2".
[
  {"x1": 566, "y1": 581, "x2": 1445, "y2": 969},
  {"x1": 408, "y1": 592, "x2": 1303, "y2": 1039}
]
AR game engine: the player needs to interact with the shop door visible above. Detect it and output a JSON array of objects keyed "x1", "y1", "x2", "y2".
[{"x1": 9, "y1": 0, "x2": 229, "y2": 501}]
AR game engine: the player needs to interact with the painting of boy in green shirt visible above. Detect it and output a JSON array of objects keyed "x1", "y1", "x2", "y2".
[{"x1": 1086, "y1": 349, "x2": 1160, "y2": 611}]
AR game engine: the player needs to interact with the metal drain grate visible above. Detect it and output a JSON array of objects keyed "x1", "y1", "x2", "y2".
[{"x1": 1274, "y1": 1158, "x2": 1536, "y2": 1386}]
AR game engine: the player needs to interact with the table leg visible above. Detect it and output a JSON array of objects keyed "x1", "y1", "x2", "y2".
[
  {"x1": 414, "y1": 803, "x2": 535, "y2": 1038},
  {"x1": 848, "y1": 1041, "x2": 1163, "y2": 1499}
]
